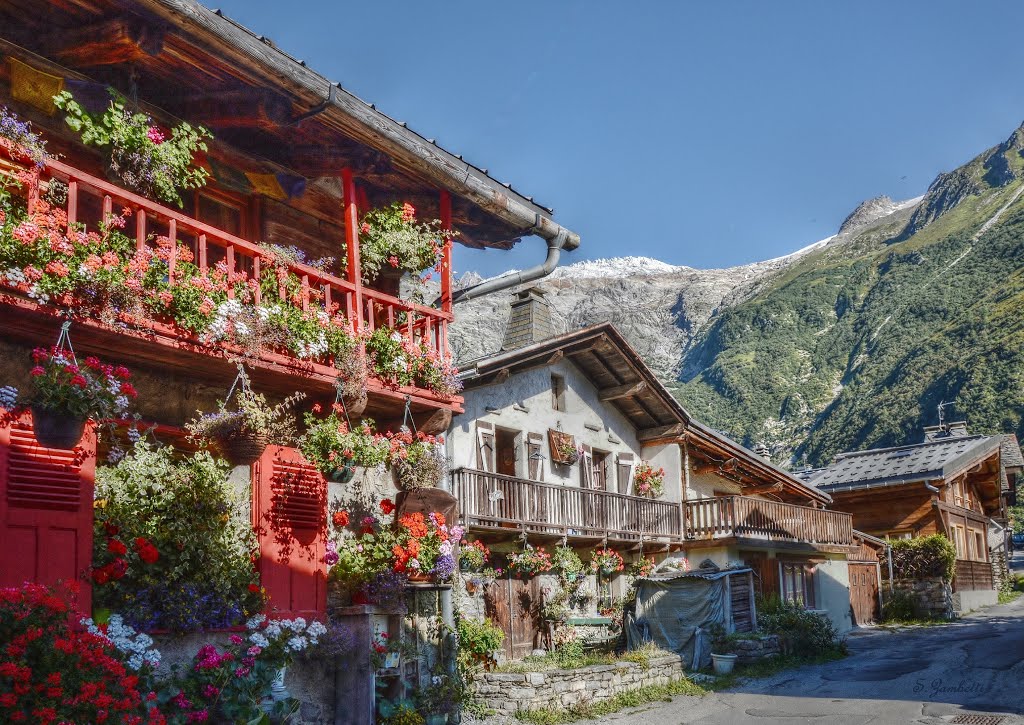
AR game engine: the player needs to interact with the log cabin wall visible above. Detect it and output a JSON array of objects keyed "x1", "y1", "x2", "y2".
[{"x1": 828, "y1": 483, "x2": 940, "y2": 538}]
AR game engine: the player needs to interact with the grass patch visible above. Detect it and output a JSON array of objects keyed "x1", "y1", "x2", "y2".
[
  {"x1": 514, "y1": 677, "x2": 707, "y2": 724},
  {"x1": 999, "y1": 574, "x2": 1024, "y2": 604},
  {"x1": 877, "y1": 618, "x2": 948, "y2": 629},
  {"x1": 497, "y1": 642, "x2": 668, "y2": 674}
]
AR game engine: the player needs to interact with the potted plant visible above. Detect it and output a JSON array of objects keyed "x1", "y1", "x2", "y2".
[
  {"x1": 590, "y1": 547, "x2": 625, "y2": 578},
  {"x1": 417, "y1": 669, "x2": 465, "y2": 725},
  {"x1": 187, "y1": 385, "x2": 303, "y2": 466},
  {"x1": 551, "y1": 546, "x2": 584, "y2": 581},
  {"x1": 22, "y1": 347, "x2": 137, "y2": 449},
  {"x1": 53, "y1": 89, "x2": 212, "y2": 207},
  {"x1": 300, "y1": 407, "x2": 390, "y2": 482},
  {"x1": 628, "y1": 556, "x2": 657, "y2": 578},
  {"x1": 387, "y1": 428, "x2": 446, "y2": 490},
  {"x1": 708, "y1": 623, "x2": 738, "y2": 675},
  {"x1": 507, "y1": 545, "x2": 553, "y2": 577},
  {"x1": 357, "y1": 202, "x2": 453, "y2": 294},
  {"x1": 633, "y1": 461, "x2": 666, "y2": 498},
  {"x1": 554, "y1": 439, "x2": 581, "y2": 465},
  {"x1": 459, "y1": 539, "x2": 490, "y2": 572}
]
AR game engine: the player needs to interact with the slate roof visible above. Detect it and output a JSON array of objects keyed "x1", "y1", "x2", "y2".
[
  {"x1": 999, "y1": 434, "x2": 1024, "y2": 469},
  {"x1": 804, "y1": 435, "x2": 1002, "y2": 493}
]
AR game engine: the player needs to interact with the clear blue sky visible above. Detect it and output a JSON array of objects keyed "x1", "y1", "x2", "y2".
[{"x1": 213, "y1": 1, "x2": 1024, "y2": 278}]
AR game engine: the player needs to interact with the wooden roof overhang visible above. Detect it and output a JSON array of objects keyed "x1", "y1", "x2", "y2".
[
  {"x1": 684, "y1": 421, "x2": 832, "y2": 506},
  {"x1": 0, "y1": 0, "x2": 580, "y2": 251},
  {"x1": 459, "y1": 323, "x2": 690, "y2": 440}
]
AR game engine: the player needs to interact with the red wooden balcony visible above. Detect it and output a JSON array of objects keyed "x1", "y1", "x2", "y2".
[
  {"x1": 683, "y1": 496, "x2": 853, "y2": 548},
  {"x1": 0, "y1": 145, "x2": 460, "y2": 417}
]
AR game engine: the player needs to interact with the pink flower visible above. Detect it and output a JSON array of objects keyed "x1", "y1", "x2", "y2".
[
  {"x1": 30, "y1": 366, "x2": 44, "y2": 377},
  {"x1": 229, "y1": 634, "x2": 243, "y2": 645},
  {"x1": 388, "y1": 255, "x2": 399, "y2": 268},
  {"x1": 360, "y1": 222, "x2": 371, "y2": 235},
  {"x1": 401, "y1": 202, "x2": 416, "y2": 222},
  {"x1": 146, "y1": 127, "x2": 166, "y2": 145}
]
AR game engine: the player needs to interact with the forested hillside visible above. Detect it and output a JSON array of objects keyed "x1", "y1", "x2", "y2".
[{"x1": 676, "y1": 123, "x2": 1024, "y2": 466}]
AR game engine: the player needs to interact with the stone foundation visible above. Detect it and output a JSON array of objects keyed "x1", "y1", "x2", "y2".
[
  {"x1": 730, "y1": 634, "x2": 781, "y2": 664},
  {"x1": 892, "y1": 577, "x2": 955, "y2": 620},
  {"x1": 471, "y1": 654, "x2": 686, "y2": 713}
]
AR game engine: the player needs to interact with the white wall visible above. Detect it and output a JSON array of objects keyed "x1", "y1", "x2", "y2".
[
  {"x1": 449, "y1": 359, "x2": 660, "y2": 492},
  {"x1": 813, "y1": 556, "x2": 853, "y2": 634}
]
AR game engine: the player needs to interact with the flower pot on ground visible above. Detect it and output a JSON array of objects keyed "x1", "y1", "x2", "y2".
[
  {"x1": 711, "y1": 652, "x2": 738, "y2": 675},
  {"x1": 22, "y1": 347, "x2": 137, "y2": 449}
]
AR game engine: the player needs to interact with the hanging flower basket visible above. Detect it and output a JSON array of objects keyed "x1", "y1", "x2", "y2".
[
  {"x1": 548, "y1": 429, "x2": 580, "y2": 465},
  {"x1": 219, "y1": 428, "x2": 270, "y2": 467},
  {"x1": 590, "y1": 547, "x2": 624, "y2": 577},
  {"x1": 30, "y1": 404, "x2": 86, "y2": 450},
  {"x1": 327, "y1": 460, "x2": 356, "y2": 484}
]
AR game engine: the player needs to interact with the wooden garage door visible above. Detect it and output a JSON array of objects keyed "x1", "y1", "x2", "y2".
[{"x1": 849, "y1": 562, "x2": 879, "y2": 626}]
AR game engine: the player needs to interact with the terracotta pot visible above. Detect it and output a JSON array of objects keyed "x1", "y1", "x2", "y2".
[
  {"x1": 30, "y1": 405, "x2": 86, "y2": 450},
  {"x1": 219, "y1": 431, "x2": 269, "y2": 466},
  {"x1": 351, "y1": 590, "x2": 372, "y2": 606},
  {"x1": 408, "y1": 571, "x2": 432, "y2": 583}
]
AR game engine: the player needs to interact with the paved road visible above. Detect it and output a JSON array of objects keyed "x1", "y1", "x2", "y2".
[{"x1": 577, "y1": 593, "x2": 1024, "y2": 725}]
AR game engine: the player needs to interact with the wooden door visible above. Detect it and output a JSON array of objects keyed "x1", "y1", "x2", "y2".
[
  {"x1": 0, "y1": 411, "x2": 96, "y2": 614},
  {"x1": 848, "y1": 563, "x2": 879, "y2": 625},
  {"x1": 484, "y1": 575, "x2": 542, "y2": 660},
  {"x1": 252, "y1": 446, "x2": 327, "y2": 619}
]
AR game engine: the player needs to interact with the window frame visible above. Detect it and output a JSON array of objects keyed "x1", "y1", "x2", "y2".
[
  {"x1": 551, "y1": 374, "x2": 567, "y2": 412},
  {"x1": 778, "y1": 561, "x2": 816, "y2": 609}
]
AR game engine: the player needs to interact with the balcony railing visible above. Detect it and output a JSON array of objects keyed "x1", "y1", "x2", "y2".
[
  {"x1": 684, "y1": 496, "x2": 853, "y2": 546},
  {"x1": 452, "y1": 468, "x2": 683, "y2": 541},
  {"x1": 0, "y1": 145, "x2": 456, "y2": 407}
]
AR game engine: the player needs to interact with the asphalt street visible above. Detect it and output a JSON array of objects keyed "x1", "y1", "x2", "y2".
[{"x1": 576, "y1": 582, "x2": 1024, "y2": 724}]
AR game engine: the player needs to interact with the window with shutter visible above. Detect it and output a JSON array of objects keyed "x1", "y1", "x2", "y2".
[
  {"x1": 0, "y1": 410, "x2": 96, "y2": 614},
  {"x1": 476, "y1": 422, "x2": 496, "y2": 472},
  {"x1": 616, "y1": 453, "x2": 634, "y2": 495},
  {"x1": 252, "y1": 446, "x2": 326, "y2": 619}
]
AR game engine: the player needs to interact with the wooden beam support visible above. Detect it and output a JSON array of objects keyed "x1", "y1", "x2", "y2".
[
  {"x1": 638, "y1": 423, "x2": 685, "y2": 443},
  {"x1": 545, "y1": 350, "x2": 564, "y2": 365},
  {"x1": 493, "y1": 368, "x2": 511, "y2": 384},
  {"x1": 740, "y1": 482, "x2": 785, "y2": 496},
  {"x1": 43, "y1": 18, "x2": 166, "y2": 66},
  {"x1": 177, "y1": 89, "x2": 293, "y2": 130},
  {"x1": 599, "y1": 380, "x2": 647, "y2": 402}
]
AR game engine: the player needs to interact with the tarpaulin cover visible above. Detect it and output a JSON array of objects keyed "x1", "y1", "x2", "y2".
[{"x1": 626, "y1": 569, "x2": 750, "y2": 670}]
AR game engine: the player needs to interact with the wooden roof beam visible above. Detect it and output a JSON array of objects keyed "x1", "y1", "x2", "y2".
[
  {"x1": 638, "y1": 423, "x2": 685, "y2": 443},
  {"x1": 599, "y1": 380, "x2": 646, "y2": 402},
  {"x1": 176, "y1": 88, "x2": 293, "y2": 130},
  {"x1": 43, "y1": 17, "x2": 166, "y2": 67}
]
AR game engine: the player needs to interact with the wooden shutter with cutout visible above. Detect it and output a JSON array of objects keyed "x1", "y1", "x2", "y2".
[
  {"x1": 616, "y1": 453, "x2": 634, "y2": 495},
  {"x1": 0, "y1": 410, "x2": 96, "y2": 614},
  {"x1": 526, "y1": 432, "x2": 544, "y2": 482},
  {"x1": 252, "y1": 446, "x2": 326, "y2": 619},
  {"x1": 476, "y1": 422, "x2": 495, "y2": 472}
]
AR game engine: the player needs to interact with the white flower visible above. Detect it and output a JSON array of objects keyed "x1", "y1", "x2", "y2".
[
  {"x1": 307, "y1": 621, "x2": 327, "y2": 638},
  {"x1": 247, "y1": 614, "x2": 267, "y2": 630},
  {"x1": 249, "y1": 632, "x2": 270, "y2": 648},
  {"x1": 286, "y1": 635, "x2": 308, "y2": 652}
]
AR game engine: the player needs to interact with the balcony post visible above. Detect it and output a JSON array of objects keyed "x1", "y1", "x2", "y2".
[
  {"x1": 341, "y1": 168, "x2": 363, "y2": 332},
  {"x1": 439, "y1": 190, "x2": 453, "y2": 313}
]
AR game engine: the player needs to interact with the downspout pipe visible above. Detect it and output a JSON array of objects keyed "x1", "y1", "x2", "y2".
[{"x1": 448, "y1": 225, "x2": 570, "y2": 305}]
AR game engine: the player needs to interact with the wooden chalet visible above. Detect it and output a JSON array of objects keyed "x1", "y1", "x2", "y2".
[
  {"x1": 803, "y1": 422, "x2": 1022, "y2": 611},
  {"x1": 0, "y1": 0, "x2": 579, "y2": 617}
]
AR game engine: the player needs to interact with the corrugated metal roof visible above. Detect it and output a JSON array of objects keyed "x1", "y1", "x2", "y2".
[{"x1": 805, "y1": 435, "x2": 1001, "y2": 492}]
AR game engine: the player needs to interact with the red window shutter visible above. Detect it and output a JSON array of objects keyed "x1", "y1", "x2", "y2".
[
  {"x1": 0, "y1": 409, "x2": 95, "y2": 614},
  {"x1": 252, "y1": 445, "x2": 326, "y2": 619}
]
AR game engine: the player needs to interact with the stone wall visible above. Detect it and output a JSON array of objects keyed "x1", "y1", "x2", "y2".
[
  {"x1": 472, "y1": 654, "x2": 685, "y2": 713},
  {"x1": 991, "y1": 550, "x2": 1010, "y2": 593},
  {"x1": 730, "y1": 634, "x2": 781, "y2": 664},
  {"x1": 892, "y1": 577, "x2": 954, "y2": 620}
]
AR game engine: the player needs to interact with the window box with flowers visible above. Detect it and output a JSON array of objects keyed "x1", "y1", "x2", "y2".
[
  {"x1": 547, "y1": 429, "x2": 580, "y2": 465},
  {"x1": 633, "y1": 461, "x2": 665, "y2": 499}
]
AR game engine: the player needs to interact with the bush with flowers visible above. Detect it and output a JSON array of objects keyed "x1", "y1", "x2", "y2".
[
  {"x1": 633, "y1": 461, "x2": 665, "y2": 498},
  {"x1": 1, "y1": 106, "x2": 48, "y2": 167},
  {"x1": 54, "y1": 89, "x2": 211, "y2": 208},
  {"x1": 93, "y1": 441, "x2": 263, "y2": 632},
  {"x1": 507, "y1": 545, "x2": 553, "y2": 576},
  {"x1": 0, "y1": 583, "x2": 163, "y2": 725},
  {"x1": 357, "y1": 202, "x2": 453, "y2": 284},
  {"x1": 589, "y1": 547, "x2": 625, "y2": 577}
]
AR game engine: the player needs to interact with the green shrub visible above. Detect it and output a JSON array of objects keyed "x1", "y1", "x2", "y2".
[
  {"x1": 890, "y1": 535, "x2": 957, "y2": 581},
  {"x1": 881, "y1": 588, "x2": 921, "y2": 621},
  {"x1": 457, "y1": 617, "x2": 505, "y2": 658},
  {"x1": 756, "y1": 595, "x2": 844, "y2": 657}
]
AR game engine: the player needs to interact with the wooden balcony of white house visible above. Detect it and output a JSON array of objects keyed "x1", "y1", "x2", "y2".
[
  {"x1": 452, "y1": 468, "x2": 683, "y2": 542},
  {"x1": 682, "y1": 496, "x2": 854, "y2": 551}
]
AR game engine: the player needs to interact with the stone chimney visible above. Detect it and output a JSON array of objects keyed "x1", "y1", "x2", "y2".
[{"x1": 502, "y1": 287, "x2": 556, "y2": 351}]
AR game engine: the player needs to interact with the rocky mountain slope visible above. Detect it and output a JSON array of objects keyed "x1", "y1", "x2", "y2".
[{"x1": 451, "y1": 121, "x2": 1024, "y2": 467}]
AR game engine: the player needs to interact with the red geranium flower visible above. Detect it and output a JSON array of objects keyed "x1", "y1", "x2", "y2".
[
  {"x1": 107, "y1": 539, "x2": 127, "y2": 556},
  {"x1": 332, "y1": 510, "x2": 350, "y2": 528},
  {"x1": 379, "y1": 498, "x2": 395, "y2": 515}
]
